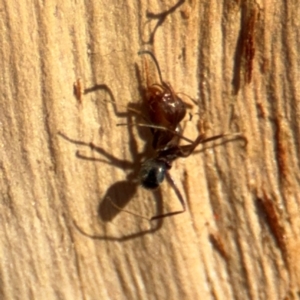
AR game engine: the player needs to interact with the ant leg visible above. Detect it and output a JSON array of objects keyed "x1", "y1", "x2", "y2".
[
  {"x1": 176, "y1": 92, "x2": 198, "y2": 107},
  {"x1": 83, "y1": 83, "x2": 150, "y2": 122},
  {"x1": 116, "y1": 122, "x2": 195, "y2": 143},
  {"x1": 102, "y1": 99, "x2": 150, "y2": 123},
  {"x1": 118, "y1": 122, "x2": 244, "y2": 153},
  {"x1": 178, "y1": 132, "x2": 243, "y2": 157},
  {"x1": 150, "y1": 172, "x2": 186, "y2": 220},
  {"x1": 138, "y1": 51, "x2": 176, "y2": 97}
]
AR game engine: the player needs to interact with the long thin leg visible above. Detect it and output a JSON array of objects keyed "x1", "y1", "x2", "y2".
[
  {"x1": 150, "y1": 171, "x2": 186, "y2": 220},
  {"x1": 101, "y1": 99, "x2": 151, "y2": 123},
  {"x1": 177, "y1": 132, "x2": 243, "y2": 158},
  {"x1": 176, "y1": 92, "x2": 198, "y2": 106},
  {"x1": 117, "y1": 122, "x2": 243, "y2": 151},
  {"x1": 117, "y1": 122, "x2": 195, "y2": 143},
  {"x1": 150, "y1": 132, "x2": 243, "y2": 220},
  {"x1": 138, "y1": 50, "x2": 167, "y2": 88}
]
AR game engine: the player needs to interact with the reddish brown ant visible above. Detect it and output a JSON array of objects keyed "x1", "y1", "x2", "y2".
[{"x1": 111, "y1": 50, "x2": 241, "y2": 221}]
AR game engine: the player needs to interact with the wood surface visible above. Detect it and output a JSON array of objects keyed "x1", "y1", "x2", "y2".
[{"x1": 1, "y1": 0, "x2": 300, "y2": 299}]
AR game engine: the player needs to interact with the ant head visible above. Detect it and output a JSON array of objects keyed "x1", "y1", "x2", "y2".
[{"x1": 139, "y1": 159, "x2": 167, "y2": 189}]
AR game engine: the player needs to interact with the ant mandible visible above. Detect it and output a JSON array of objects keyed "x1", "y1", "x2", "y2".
[{"x1": 112, "y1": 50, "x2": 238, "y2": 221}]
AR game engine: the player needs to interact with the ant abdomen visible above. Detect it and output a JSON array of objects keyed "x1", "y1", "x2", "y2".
[{"x1": 139, "y1": 158, "x2": 168, "y2": 190}]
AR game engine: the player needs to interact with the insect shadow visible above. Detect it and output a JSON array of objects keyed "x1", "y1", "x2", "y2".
[
  {"x1": 88, "y1": 86, "x2": 166, "y2": 219},
  {"x1": 61, "y1": 51, "x2": 246, "y2": 240},
  {"x1": 142, "y1": 0, "x2": 185, "y2": 44},
  {"x1": 59, "y1": 82, "x2": 167, "y2": 239}
]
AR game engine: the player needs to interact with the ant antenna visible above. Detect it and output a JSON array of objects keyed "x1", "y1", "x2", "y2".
[
  {"x1": 176, "y1": 92, "x2": 198, "y2": 106},
  {"x1": 138, "y1": 50, "x2": 166, "y2": 88}
]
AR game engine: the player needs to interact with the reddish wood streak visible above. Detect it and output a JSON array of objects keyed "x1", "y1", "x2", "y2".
[
  {"x1": 260, "y1": 57, "x2": 269, "y2": 74},
  {"x1": 274, "y1": 117, "x2": 289, "y2": 184},
  {"x1": 243, "y1": 8, "x2": 257, "y2": 84},
  {"x1": 209, "y1": 233, "x2": 228, "y2": 260},
  {"x1": 73, "y1": 78, "x2": 83, "y2": 103},
  {"x1": 256, "y1": 102, "x2": 266, "y2": 118},
  {"x1": 257, "y1": 191, "x2": 286, "y2": 257}
]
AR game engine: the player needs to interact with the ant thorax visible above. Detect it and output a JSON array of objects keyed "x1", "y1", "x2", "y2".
[{"x1": 146, "y1": 84, "x2": 186, "y2": 128}]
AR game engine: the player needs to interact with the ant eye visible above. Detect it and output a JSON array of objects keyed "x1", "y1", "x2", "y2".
[{"x1": 139, "y1": 159, "x2": 167, "y2": 189}]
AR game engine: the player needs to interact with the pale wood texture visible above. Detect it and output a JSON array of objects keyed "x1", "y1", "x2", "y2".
[{"x1": 1, "y1": 0, "x2": 300, "y2": 299}]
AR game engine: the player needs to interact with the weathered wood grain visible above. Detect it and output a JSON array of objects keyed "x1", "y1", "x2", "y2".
[{"x1": 1, "y1": 0, "x2": 300, "y2": 299}]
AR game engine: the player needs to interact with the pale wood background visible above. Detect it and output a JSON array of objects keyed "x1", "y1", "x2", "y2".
[{"x1": 1, "y1": 0, "x2": 300, "y2": 299}]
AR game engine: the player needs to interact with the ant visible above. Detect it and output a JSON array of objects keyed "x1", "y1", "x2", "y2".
[{"x1": 110, "y1": 50, "x2": 241, "y2": 221}]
